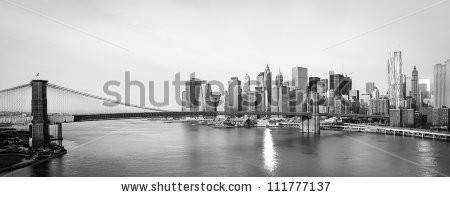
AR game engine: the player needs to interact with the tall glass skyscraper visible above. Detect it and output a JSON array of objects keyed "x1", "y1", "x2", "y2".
[
  {"x1": 292, "y1": 67, "x2": 308, "y2": 92},
  {"x1": 264, "y1": 65, "x2": 272, "y2": 112},
  {"x1": 387, "y1": 51, "x2": 404, "y2": 109},
  {"x1": 433, "y1": 60, "x2": 450, "y2": 108},
  {"x1": 228, "y1": 77, "x2": 242, "y2": 112}
]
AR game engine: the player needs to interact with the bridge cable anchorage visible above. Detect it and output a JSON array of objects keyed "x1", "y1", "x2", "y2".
[{"x1": 46, "y1": 83, "x2": 169, "y2": 113}]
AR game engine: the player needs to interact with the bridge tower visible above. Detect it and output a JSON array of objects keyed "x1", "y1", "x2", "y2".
[
  {"x1": 30, "y1": 80, "x2": 50, "y2": 148},
  {"x1": 300, "y1": 92, "x2": 320, "y2": 134},
  {"x1": 310, "y1": 92, "x2": 320, "y2": 134}
]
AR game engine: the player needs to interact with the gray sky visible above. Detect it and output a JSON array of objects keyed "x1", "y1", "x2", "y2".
[{"x1": 1, "y1": 0, "x2": 449, "y2": 110}]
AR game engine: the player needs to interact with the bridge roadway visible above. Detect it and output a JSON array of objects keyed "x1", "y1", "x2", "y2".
[{"x1": 73, "y1": 111, "x2": 389, "y2": 122}]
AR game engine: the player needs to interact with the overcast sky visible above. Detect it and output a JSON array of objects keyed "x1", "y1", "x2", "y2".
[{"x1": 1, "y1": 0, "x2": 449, "y2": 110}]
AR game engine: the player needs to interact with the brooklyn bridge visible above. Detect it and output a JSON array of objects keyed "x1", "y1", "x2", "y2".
[{"x1": 0, "y1": 80, "x2": 389, "y2": 148}]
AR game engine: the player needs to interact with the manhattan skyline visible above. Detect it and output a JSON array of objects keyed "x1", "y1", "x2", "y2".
[{"x1": 1, "y1": 0, "x2": 449, "y2": 110}]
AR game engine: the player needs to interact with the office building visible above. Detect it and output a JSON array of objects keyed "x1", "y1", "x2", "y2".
[
  {"x1": 254, "y1": 87, "x2": 265, "y2": 112},
  {"x1": 335, "y1": 100, "x2": 343, "y2": 114},
  {"x1": 242, "y1": 91, "x2": 256, "y2": 112},
  {"x1": 329, "y1": 71, "x2": 335, "y2": 90},
  {"x1": 294, "y1": 89, "x2": 306, "y2": 113},
  {"x1": 373, "y1": 88, "x2": 380, "y2": 99},
  {"x1": 339, "y1": 76, "x2": 352, "y2": 96},
  {"x1": 308, "y1": 77, "x2": 320, "y2": 93},
  {"x1": 369, "y1": 99, "x2": 389, "y2": 116},
  {"x1": 199, "y1": 83, "x2": 215, "y2": 112},
  {"x1": 331, "y1": 73, "x2": 344, "y2": 95},
  {"x1": 411, "y1": 66, "x2": 419, "y2": 104},
  {"x1": 389, "y1": 108, "x2": 414, "y2": 127},
  {"x1": 366, "y1": 82, "x2": 376, "y2": 94},
  {"x1": 275, "y1": 70, "x2": 283, "y2": 87},
  {"x1": 387, "y1": 51, "x2": 404, "y2": 109},
  {"x1": 318, "y1": 79, "x2": 329, "y2": 94},
  {"x1": 433, "y1": 60, "x2": 450, "y2": 108},
  {"x1": 184, "y1": 73, "x2": 206, "y2": 112},
  {"x1": 256, "y1": 72, "x2": 264, "y2": 88},
  {"x1": 271, "y1": 86, "x2": 289, "y2": 114},
  {"x1": 349, "y1": 90, "x2": 359, "y2": 101},
  {"x1": 216, "y1": 92, "x2": 226, "y2": 112},
  {"x1": 264, "y1": 65, "x2": 272, "y2": 111},
  {"x1": 228, "y1": 77, "x2": 242, "y2": 112},
  {"x1": 292, "y1": 67, "x2": 308, "y2": 92},
  {"x1": 243, "y1": 73, "x2": 251, "y2": 93}
]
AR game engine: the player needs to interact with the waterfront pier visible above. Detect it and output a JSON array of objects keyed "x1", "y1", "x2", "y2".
[{"x1": 322, "y1": 123, "x2": 450, "y2": 141}]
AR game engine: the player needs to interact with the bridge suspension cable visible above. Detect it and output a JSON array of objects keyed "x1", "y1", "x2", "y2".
[
  {"x1": 47, "y1": 83, "x2": 168, "y2": 113},
  {"x1": 0, "y1": 83, "x2": 32, "y2": 117}
]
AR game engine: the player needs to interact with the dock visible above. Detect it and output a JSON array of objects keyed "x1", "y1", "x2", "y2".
[{"x1": 321, "y1": 123, "x2": 450, "y2": 141}]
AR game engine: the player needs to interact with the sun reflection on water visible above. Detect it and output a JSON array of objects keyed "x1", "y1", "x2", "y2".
[{"x1": 263, "y1": 128, "x2": 277, "y2": 174}]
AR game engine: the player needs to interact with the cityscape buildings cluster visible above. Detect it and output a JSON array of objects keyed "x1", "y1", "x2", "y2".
[{"x1": 180, "y1": 51, "x2": 449, "y2": 129}]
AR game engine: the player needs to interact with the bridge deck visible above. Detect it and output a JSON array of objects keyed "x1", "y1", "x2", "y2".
[{"x1": 72, "y1": 112, "x2": 389, "y2": 122}]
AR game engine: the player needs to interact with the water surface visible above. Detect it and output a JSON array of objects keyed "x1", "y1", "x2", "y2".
[{"x1": 3, "y1": 119, "x2": 450, "y2": 177}]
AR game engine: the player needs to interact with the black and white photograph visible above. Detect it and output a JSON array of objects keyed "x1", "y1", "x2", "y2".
[{"x1": 0, "y1": 0, "x2": 449, "y2": 195}]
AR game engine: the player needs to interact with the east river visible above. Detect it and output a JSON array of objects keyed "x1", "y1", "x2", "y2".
[{"x1": 2, "y1": 119, "x2": 450, "y2": 177}]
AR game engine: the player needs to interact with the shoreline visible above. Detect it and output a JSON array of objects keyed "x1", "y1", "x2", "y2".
[{"x1": 0, "y1": 149, "x2": 67, "y2": 175}]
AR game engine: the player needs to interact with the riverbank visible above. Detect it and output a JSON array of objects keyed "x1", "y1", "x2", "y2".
[
  {"x1": 0, "y1": 149, "x2": 67, "y2": 174},
  {"x1": 0, "y1": 153, "x2": 27, "y2": 168}
]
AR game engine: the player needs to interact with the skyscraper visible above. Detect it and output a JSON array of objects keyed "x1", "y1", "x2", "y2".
[
  {"x1": 199, "y1": 83, "x2": 213, "y2": 112},
  {"x1": 271, "y1": 85, "x2": 289, "y2": 113},
  {"x1": 411, "y1": 66, "x2": 419, "y2": 108},
  {"x1": 292, "y1": 67, "x2": 308, "y2": 92},
  {"x1": 243, "y1": 73, "x2": 251, "y2": 93},
  {"x1": 275, "y1": 69, "x2": 283, "y2": 87},
  {"x1": 419, "y1": 79, "x2": 431, "y2": 99},
  {"x1": 329, "y1": 70, "x2": 335, "y2": 90},
  {"x1": 387, "y1": 51, "x2": 404, "y2": 109},
  {"x1": 228, "y1": 77, "x2": 242, "y2": 112},
  {"x1": 433, "y1": 60, "x2": 450, "y2": 108},
  {"x1": 318, "y1": 79, "x2": 329, "y2": 94},
  {"x1": 308, "y1": 77, "x2": 320, "y2": 93},
  {"x1": 339, "y1": 76, "x2": 352, "y2": 96},
  {"x1": 366, "y1": 82, "x2": 376, "y2": 94},
  {"x1": 264, "y1": 65, "x2": 272, "y2": 112},
  {"x1": 256, "y1": 72, "x2": 264, "y2": 87},
  {"x1": 330, "y1": 73, "x2": 345, "y2": 95},
  {"x1": 405, "y1": 76, "x2": 412, "y2": 97},
  {"x1": 254, "y1": 86, "x2": 265, "y2": 112},
  {"x1": 184, "y1": 73, "x2": 206, "y2": 112},
  {"x1": 402, "y1": 74, "x2": 408, "y2": 99},
  {"x1": 349, "y1": 90, "x2": 360, "y2": 101}
]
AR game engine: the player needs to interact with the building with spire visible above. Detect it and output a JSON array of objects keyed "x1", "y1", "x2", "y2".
[
  {"x1": 264, "y1": 65, "x2": 272, "y2": 112},
  {"x1": 271, "y1": 70, "x2": 289, "y2": 114},
  {"x1": 275, "y1": 69, "x2": 283, "y2": 87},
  {"x1": 411, "y1": 66, "x2": 419, "y2": 109}
]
